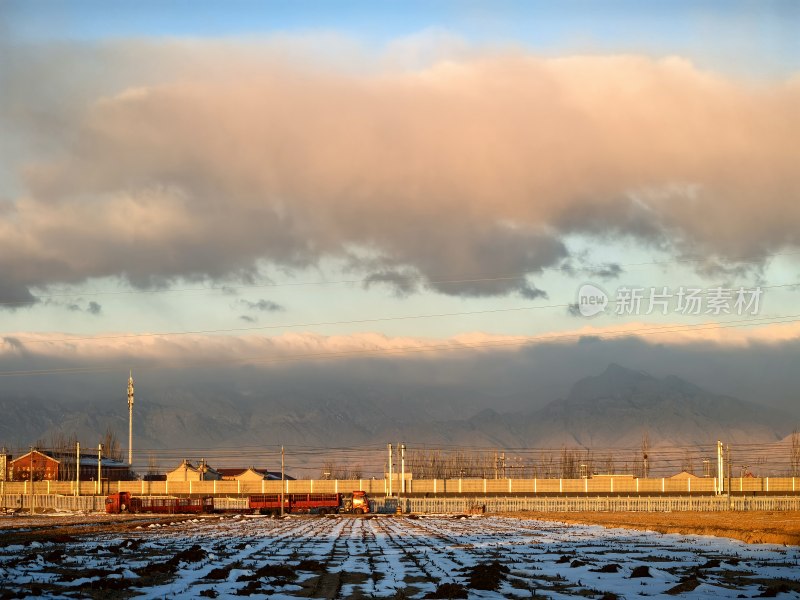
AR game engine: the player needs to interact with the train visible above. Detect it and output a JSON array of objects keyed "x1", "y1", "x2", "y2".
[{"x1": 104, "y1": 490, "x2": 371, "y2": 515}]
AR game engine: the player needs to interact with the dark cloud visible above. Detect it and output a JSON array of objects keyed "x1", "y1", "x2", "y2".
[
  {"x1": 364, "y1": 270, "x2": 420, "y2": 297},
  {"x1": 0, "y1": 279, "x2": 38, "y2": 310},
  {"x1": 587, "y1": 263, "x2": 623, "y2": 280},
  {"x1": 49, "y1": 298, "x2": 103, "y2": 315},
  {"x1": 239, "y1": 315, "x2": 257, "y2": 323},
  {"x1": 2, "y1": 337, "x2": 26, "y2": 352},
  {"x1": 239, "y1": 299, "x2": 283, "y2": 312},
  {"x1": 519, "y1": 283, "x2": 548, "y2": 300}
]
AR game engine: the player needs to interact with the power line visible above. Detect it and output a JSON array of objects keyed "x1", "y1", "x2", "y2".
[
  {"x1": 1, "y1": 312, "x2": 797, "y2": 378},
  {"x1": 9, "y1": 281, "x2": 799, "y2": 347}
]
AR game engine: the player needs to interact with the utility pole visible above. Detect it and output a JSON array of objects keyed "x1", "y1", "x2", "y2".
[
  {"x1": 75, "y1": 442, "x2": 80, "y2": 497},
  {"x1": 280, "y1": 446, "x2": 285, "y2": 517},
  {"x1": 400, "y1": 443, "x2": 406, "y2": 495},
  {"x1": 29, "y1": 446, "x2": 34, "y2": 515},
  {"x1": 716, "y1": 440, "x2": 724, "y2": 495},
  {"x1": 387, "y1": 444, "x2": 393, "y2": 497},
  {"x1": 494, "y1": 451, "x2": 498, "y2": 479},
  {"x1": 97, "y1": 444, "x2": 102, "y2": 495},
  {"x1": 726, "y1": 444, "x2": 732, "y2": 508},
  {"x1": 127, "y1": 371, "x2": 135, "y2": 467}
]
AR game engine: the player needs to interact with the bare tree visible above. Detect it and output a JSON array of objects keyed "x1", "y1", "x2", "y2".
[
  {"x1": 147, "y1": 454, "x2": 159, "y2": 476},
  {"x1": 560, "y1": 447, "x2": 580, "y2": 479},
  {"x1": 100, "y1": 427, "x2": 123, "y2": 461},
  {"x1": 598, "y1": 452, "x2": 615, "y2": 475},
  {"x1": 320, "y1": 462, "x2": 362, "y2": 480},
  {"x1": 540, "y1": 451, "x2": 555, "y2": 479},
  {"x1": 682, "y1": 450, "x2": 695, "y2": 475}
]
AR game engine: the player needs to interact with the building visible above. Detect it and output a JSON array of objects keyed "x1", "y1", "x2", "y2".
[
  {"x1": 7, "y1": 449, "x2": 133, "y2": 482},
  {"x1": 8, "y1": 450, "x2": 60, "y2": 481},
  {"x1": 217, "y1": 467, "x2": 289, "y2": 482},
  {"x1": 77, "y1": 456, "x2": 132, "y2": 482},
  {"x1": 166, "y1": 459, "x2": 222, "y2": 482}
]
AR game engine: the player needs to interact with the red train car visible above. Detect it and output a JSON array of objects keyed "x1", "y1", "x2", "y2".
[{"x1": 105, "y1": 492, "x2": 213, "y2": 514}]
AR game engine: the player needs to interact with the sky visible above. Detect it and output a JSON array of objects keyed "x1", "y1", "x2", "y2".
[{"x1": 1, "y1": 1, "x2": 800, "y2": 425}]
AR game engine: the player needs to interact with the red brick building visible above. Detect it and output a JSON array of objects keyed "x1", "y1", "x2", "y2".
[{"x1": 9, "y1": 450, "x2": 60, "y2": 481}]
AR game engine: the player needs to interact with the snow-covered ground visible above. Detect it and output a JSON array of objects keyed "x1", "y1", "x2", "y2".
[{"x1": 1, "y1": 514, "x2": 799, "y2": 598}]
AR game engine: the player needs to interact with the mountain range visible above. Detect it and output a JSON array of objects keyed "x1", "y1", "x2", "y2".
[{"x1": 1, "y1": 364, "x2": 795, "y2": 472}]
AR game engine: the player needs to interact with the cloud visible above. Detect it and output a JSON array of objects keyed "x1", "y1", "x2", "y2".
[
  {"x1": 239, "y1": 299, "x2": 284, "y2": 313},
  {"x1": 587, "y1": 263, "x2": 623, "y2": 280},
  {"x1": 46, "y1": 298, "x2": 103, "y2": 315},
  {"x1": 364, "y1": 269, "x2": 420, "y2": 297},
  {"x1": 2, "y1": 322, "x2": 800, "y2": 415},
  {"x1": 1, "y1": 42, "x2": 799, "y2": 304},
  {"x1": 239, "y1": 315, "x2": 257, "y2": 323}
]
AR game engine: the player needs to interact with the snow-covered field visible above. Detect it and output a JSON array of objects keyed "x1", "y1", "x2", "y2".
[{"x1": 1, "y1": 514, "x2": 799, "y2": 599}]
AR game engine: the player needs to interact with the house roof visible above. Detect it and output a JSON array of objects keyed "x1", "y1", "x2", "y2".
[
  {"x1": 10, "y1": 449, "x2": 60, "y2": 464},
  {"x1": 670, "y1": 470, "x2": 699, "y2": 479},
  {"x1": 217, "y1": 467, "x2": 265, "y2": 477},
  {"x1": 169, "y1": 459, "x2": 221, "y2": 475},
  {"x1": 216, "y1": 467, "x2": 293, "y2": 480}
]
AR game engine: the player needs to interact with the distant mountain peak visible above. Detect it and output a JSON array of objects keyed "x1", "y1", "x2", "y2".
[{"x1": 601, "y1": 363, "x2": 653, "y2": 380}]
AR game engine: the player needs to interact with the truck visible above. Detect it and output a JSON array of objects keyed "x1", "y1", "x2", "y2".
[
  {"x1": 105, "y1": 492, "x2": 213, "y2": 514},
  {"x1": 248, "y1": 491, "x2": 371, "y2": 516}
]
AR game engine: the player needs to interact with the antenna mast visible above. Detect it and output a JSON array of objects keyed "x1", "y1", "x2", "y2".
[{"x1": 127, "y1": 370, "x2": 134, "y2": 466}]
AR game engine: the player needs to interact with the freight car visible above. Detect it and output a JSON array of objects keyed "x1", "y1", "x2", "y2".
[
  {"x1": 105, "y1": 492, "x2": 213, "y2": 514},
  {"x1": 249, "y1": 491, "x2": 371, "y2": 515}
]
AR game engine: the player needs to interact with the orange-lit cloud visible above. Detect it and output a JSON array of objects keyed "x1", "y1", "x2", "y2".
[{"x1": 3, "y1": 317, "x2": 798, "y2": 371}]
